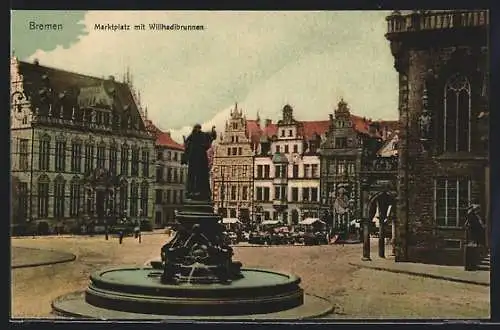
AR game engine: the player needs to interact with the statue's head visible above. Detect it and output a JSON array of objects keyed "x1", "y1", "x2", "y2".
[{"x1": 193, "y1": 124, "x2": 202, "y2": 133}]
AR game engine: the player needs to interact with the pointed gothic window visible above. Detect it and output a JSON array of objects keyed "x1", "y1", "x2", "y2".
[{"x1": 443, "y1": 74, "x2": 471, "y2": 152}]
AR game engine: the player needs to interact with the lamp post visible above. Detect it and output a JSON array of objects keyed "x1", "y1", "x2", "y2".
[{"x1": 105, "y1": 208, "x2": 110, "y2": 240}]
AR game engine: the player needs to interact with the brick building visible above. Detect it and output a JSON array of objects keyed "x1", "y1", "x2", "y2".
[{"x1": 385, "y1": 10, "x2": 489, "y2": 263}]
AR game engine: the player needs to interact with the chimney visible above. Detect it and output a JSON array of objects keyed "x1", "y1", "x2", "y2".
[
  {"x1": 265, "y1": 119, "x2": 272, "y2": 127},
  {"x1": 33, "y1": 58, "x2": 40, "y2": 65},
  {"x1": 108, "y1": 75, "x2": 115, "y2": 81}
]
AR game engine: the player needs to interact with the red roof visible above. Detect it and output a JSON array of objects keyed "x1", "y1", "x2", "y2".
[
  {"x1": 144, "y1": 119, "x2": 184, "y2": 150},
  {"x1": 156, "y1": 132, "x2": 184, "y2": 150},
  {"x1": 299, "y1": 120, "x2": 330, "y2": 139}
]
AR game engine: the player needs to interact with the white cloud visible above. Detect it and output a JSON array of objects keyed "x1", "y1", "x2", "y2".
[{"x1": 25, "y1": 11, "x2": 398, "y2": 144}]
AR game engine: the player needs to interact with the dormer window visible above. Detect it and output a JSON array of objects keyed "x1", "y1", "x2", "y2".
[{"x1": 288, "y1": 129, "x2": 293, "y2": 137}]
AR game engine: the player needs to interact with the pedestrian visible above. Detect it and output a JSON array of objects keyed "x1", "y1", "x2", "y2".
[
  {"x1": 119, "y1": 230, "x2": 124, "y2": 244},
  {"x1": 134, "y1": 223, "x2": 141, "y2": 243}
]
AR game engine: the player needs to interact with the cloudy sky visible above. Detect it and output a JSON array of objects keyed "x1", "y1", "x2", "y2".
[{"x1": 11, "y1": 10, "x2": 398, "y2": 142}]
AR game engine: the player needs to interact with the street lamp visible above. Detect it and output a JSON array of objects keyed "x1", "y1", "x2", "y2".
[{"x1": 105, "y1": 208, "x2": 110, "y2": 240}]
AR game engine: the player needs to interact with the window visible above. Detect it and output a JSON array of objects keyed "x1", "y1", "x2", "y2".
[
  {"x1": 227, "y1": 148, "x2": 231, "y2": 156},
  {"x1": 84, "y1": 144, "x2": 95, "y2": 173},
  {"x1": 15, "y1": 182, "x2": 28, "y2": 221},
  {"x1": 304, "y1": 164, "x2": 311, "y2": 178},
  {"x1": 173, "y1": 168, "x2": 178, "y2": 183},
  {"x1": 347, "y1": 162, "x2": 355, "y2": 175},
  {"x1": 97, "y1": 145, "x2": 106, "y2": 169},
  {"x1": 257, "y1": 165, "x2": 263, "y2": 178},
  {"x1": 276, "y1": 145, "x2": 281, "y2": 153},
  {"x1": 281, "y1": 129, "x2": 285, "y2": 137},
  {"x1": 172, "y1": 190, "x2": 177, "y2": 204},
  {"x1": 335, "y1": 137, "x2": 347, "y2": 148},
  {"x1": 293, "y1": 144, "x2": 298, "y2": 153},
  {"x1": 242, "y1": 165, "x2": 248, "y2": 177},
  {"x1": 38, "y1": 137, "x2": 50, "y2": 171},
  {"x1": 157, "y1": 150, "x2": 163, "y2": 161},
  {"x1": 166, "y1": 190, "x2": 171, "y2": 203},
  {"x1": 238, "y1": 147, "x2": 242, "y2": 155},
  {"x1": 444, "y1": 74, "x2": 471, "y2": 152},
  {"x1": 235, "y1": 136, "x2": 239, "y2": 143},
  {"x1": 37, "y1": 179, "x2": 49, "y2": 217},
  {"x1": 173, "y1": 152, "x2": 178, "y2": 161},
  {"x1": 140, "y1": 182, "x2": 149, "y2": 216},
  {"x1": 284, "y1": 145, "x2": 289, "y2": 153},
  {"x1": 19, "y1": 139, "x2": 29, "y2": 170},
  {"x1": 231, "y1": 136, "x2": 235, "y2": 143},
  {"x1": 264, "y1": 165, "x2": 270, "y2": 178},
  {"x1": 231, "y1": 186, "x2": 237, "y2": 200},
  {"x1": 275, "y1": 165, "x2": 285, "y2": 178},
  {"x1": 293, "y1": 165, "x2": 299, "y2": 178},
  {"x1": 156, "y1": 165, "x2": 164, "y2": 183},
  {"x1": 167, "y1": 151, "x2": 171, "y2": 160},
  {"x1": 312, "y1": 164, "x2": 319, "y2": 178},
  {"x1": 336, "y1": 162, "x2": 346, "y2": 175},
  {"x1": 274, "y1": 186, "x2": 286, "y2": 200},
  {"x1": 291, "y1": 187, "x2": 299, "y2": 201},
  {"x1": 131, "y1": 147, "x2": 140, "y2": 177},
  {"x1": 434, "y1": 178, "x2": 471, "y2": 227},
  {"x1": 302, "y1": 188, "x2": 310, "y2": 201},
  {"x1": 142, "y1": 150, "x2": 150, "y2": 177},
  {"x1": 231, "y1": 166, "x2": 237, "y2": 177},
  {"x1": 232, "y1": 147, "x2": 237, "y2": 156},
  {"x1": 263, "y1": 187, "x2": 270, "y2": 201},
  {"x1": 130, "y1": 182, "x2": 139, "y2": 217},
  {"x1": 256, "y1": 187, "x2": 263, "y2": 201},
  {"x1": 120, "y1": 145, "x2": 129, "y2": 176},
  {"x1": 242, "y1": 186, "x2": 248, "y2": 200},
  {"x1": 288, "y1": 129, "x2": 293, "y2": 137},
  {"x1": 155, "y1": 189, "x2": 162, "y2": 204},
  {"x1": 179, "y1": 169, "x2": 184, "y2": 183},
  {"x1": 311, "y1": 187, "x2": 318, "y2": 202},
  {"x1": 52, "y1": 178, "x2": 65, "y2": 218},
  {"x1": 232, "y1": 122, "x2": 237, "y2": 129},
  {"x1": 69, "y1": 181, "x2": 81, "y2": 217},
  {"x1": 167, "y1": 168, "x2": 172, "y2": 182},
  {"x1": 71, "y1": 142, "x2": 82, "y2": 173},
  {"x1": 119, "y1": 182, "x2": 128, "y2": 214},
  {"x1": 109, "y1": 146, "x2": 117, "y2": 175}
]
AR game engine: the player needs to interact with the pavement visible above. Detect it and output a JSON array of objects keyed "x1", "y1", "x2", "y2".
[
  {"x1": 349, "y1": 256, "x2": 490, "y2": 287},
  {"x1": 11, "y1": 246, "x2": 76, "y2": 268}
]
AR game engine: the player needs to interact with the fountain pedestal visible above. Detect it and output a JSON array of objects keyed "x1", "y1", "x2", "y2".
[{"x1": 51, "y1": 199, "x2": 333, "y2": 319}]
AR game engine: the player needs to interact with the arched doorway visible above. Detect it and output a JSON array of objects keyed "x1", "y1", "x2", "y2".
[{"x1": 367, "y1": 192, "x2": 396, "y2": 257}]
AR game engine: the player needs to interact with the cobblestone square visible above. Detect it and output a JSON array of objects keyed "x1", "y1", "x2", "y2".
[{"x1": 11, "y1": 234, "x2": 489, "y2": 319}]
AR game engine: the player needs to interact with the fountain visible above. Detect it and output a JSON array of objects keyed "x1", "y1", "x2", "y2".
[{"x1": 52, "y1": 125, "x2": 333, "y2": 320}]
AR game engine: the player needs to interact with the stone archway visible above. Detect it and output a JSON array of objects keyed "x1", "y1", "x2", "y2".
[{"x1": 367, "y1": 191, "x2": 396, "y2": 257}]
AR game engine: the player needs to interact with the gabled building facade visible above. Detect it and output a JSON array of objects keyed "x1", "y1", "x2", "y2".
[
  {"x1": 320, "y1": 99, "x2": 398, "y2": 229},
  {"x1": 10, "y1": 57, "x2": 156, "y2": 232},
  {"x1": 211, "y1": 104, "x2": 254, "y2": 222},
  {"x1": 251, "y1": 105, "x2": 330, "y2": 225}
]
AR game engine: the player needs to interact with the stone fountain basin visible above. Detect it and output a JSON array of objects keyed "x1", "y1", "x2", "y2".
[{"x1": 52, "y1": 266, "x2": 334, "y2": 319}]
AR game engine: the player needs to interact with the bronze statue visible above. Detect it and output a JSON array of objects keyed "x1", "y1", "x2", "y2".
[{"x1": 182, "y1": 124, "x2": 217, "y2": 201}]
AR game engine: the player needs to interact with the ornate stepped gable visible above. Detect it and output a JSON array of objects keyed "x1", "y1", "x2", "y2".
[{"x1": 17, "y1": 60, "x2": 147, "y2": 133}]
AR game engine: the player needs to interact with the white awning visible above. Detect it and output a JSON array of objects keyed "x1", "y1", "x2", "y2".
[
  {"x1": 261, "y1": 220, "x2": 281, "y2": 226},
  {"x1": 299, "y1": 218, "x2": 325, "y2": 225},
  {"x1": 222, "y1": 218, "x2": 240, "y2": 224}
]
